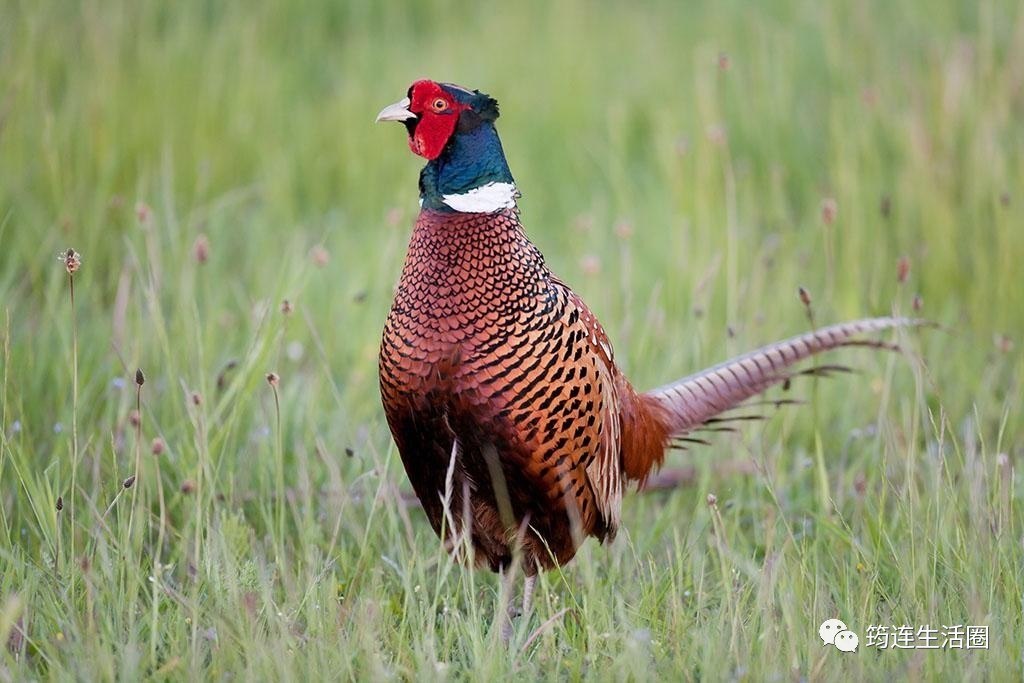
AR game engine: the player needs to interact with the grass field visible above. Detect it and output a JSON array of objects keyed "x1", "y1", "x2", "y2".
[{"x1": 1, "y1": 0, "x2": 1022, "y2": 679}]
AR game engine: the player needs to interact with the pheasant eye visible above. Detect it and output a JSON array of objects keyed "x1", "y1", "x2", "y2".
[{"x1": 431, "y1": 98, "x2": 447, "y2": 112}]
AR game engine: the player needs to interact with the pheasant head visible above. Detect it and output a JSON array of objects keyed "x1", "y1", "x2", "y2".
[{"x1": 376, "y1": 80, "x2": 517, "y2": 212}]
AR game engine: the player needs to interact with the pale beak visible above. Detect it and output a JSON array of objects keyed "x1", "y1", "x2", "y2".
[{"x1": 375, "y1": 97, "x2": 416, "y2": 123}]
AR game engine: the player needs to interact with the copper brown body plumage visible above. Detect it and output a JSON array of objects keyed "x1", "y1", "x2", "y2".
[
  {"x1": 380, "y1": 208, "x2": 664, "y2": 572},
  {"x1": 376, "y1": 80, "x2": 919, "y2": 582}
]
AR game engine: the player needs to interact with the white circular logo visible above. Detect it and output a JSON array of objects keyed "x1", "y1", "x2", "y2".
[{"x1": 818, "y1": 619, "x2": 848, "y2": 646}]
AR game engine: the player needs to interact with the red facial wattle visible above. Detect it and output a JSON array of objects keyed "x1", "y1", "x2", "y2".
[{"x1": 407, "y1": 80, "x2": 466, "y2": 160}]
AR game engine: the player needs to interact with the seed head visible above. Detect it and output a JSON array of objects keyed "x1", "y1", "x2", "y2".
[
  {"x1": 56, "y1": 496, "x2": 64, "y2": 511},
  {"x1": 912, "y1": 293, "x2": 923, "y2": 312},
  {"x1": 706, "y1": 493, "x2": 718, "y2": 507},
  {"x1": 193, "y1": 234, "x2": 210, "y2": 264},
  {"x1": 181, "y1": 480, "x2": 196, "y2": 494},
  {"x1": 135, "y1": 201, "x2": 151, "y2": 223},
  {"x1": 854, "y1": 473, "x2": 867, "y2": 497},
  {"x1": 820, "y1": 198, "x2": 838, "y2": 225},
  {"x1": 706, "y1": 123, "x2": 727, "y2": 146},
  {"x1": 309, "y1": 245, "x2": 330, "y2": 268},
  {"x1": 128, "y1": 410, "x2": 140, "y2": 427},
  {"x1": 190, "y1": 392, "x2": 202, "y2": 407},
  {"x1": 717, "y1": 52, "x2": 730, "y2": 71},
  {"x1": 280, "y1": 299, "x2": 294, "y2": 316},
  {"x1": 151, "y1": 437, "x2": 165, "y2": 455},
  {"x1": 135, "y1": 368, "x2": 145, "y2": 386},
  {"x1": 266, "y1": 372, "x2": 280, "y2": 388},
  {"x1": 880, "y1": 195, "x2": 892, "y2": 218},
  {"x1": 896, "y1": 255, "x2": 910, "y2": 284},
  {"x1": 798, "y1": 286, "x2": 812, "y2": 307},
  {"x1": 123, "y1": 475, "x2": 136, "y2": 489},
  {"x1": 58, "y1": 248, "x2": 82, "y2": 274}
]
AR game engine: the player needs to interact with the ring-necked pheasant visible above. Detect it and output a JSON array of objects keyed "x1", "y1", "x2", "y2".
[{"x1": 377, "y1": 79, "x2": 917, "y2": 637}]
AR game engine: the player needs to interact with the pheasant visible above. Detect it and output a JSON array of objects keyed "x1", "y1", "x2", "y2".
[{"x1": 376, "y1": 79, "x2": 916, "y2": 636}]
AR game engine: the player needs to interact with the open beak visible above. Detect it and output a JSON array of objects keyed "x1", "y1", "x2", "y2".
[{"x1": 375, "y1": 97, "x2": 416, "y2": 123}]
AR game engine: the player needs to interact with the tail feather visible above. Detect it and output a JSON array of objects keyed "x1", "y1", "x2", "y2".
[{"x1": 644, "y1": 317, "x2": 922, "y2": 438}]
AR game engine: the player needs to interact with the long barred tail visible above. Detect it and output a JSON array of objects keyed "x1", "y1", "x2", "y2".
[{"x1": 643, "y1": 317, "x2": 923, "y2": 439}]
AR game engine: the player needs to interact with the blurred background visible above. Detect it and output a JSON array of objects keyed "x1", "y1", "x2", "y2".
[
  {"x1": 0, "y1": 0, "x2": 1021, "y2": 678},
  {"x1": 3, "y1": 0, "x2": 1020, "y2": 425}
]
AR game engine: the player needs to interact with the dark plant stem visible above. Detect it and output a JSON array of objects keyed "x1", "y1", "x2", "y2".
[
  {"x1": 271, "y1": 382, "x2": 284, "y2": 550},
  {"x1": 54, "y1": 499, "x2": 62, "y2": 577},
  {"x1": 68, "y1": 271, "x2": 79, "y2": 573},
  {"x1": 127, "y1": 378, "x2": 143, "y2": 542}
]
